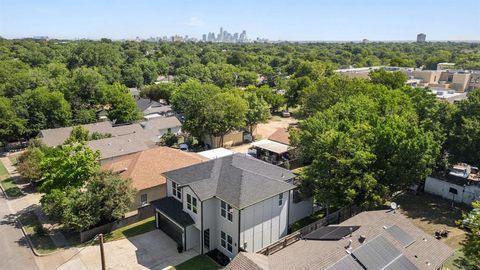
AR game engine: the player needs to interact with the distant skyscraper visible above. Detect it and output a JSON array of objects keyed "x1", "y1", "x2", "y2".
[
  {"x1": 202, "y1": 34, "x2": 207, "y2": 42},
  {"x1": 219, "y1": 27, "x2": 223, "y2": 41},
  {"x1": 417, "y1": 33, "x2": 426, "y2": 43}
]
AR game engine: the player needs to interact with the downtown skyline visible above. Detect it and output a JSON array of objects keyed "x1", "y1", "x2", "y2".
[{"x1": 1, "y1": 0, "x2": 480, "y2": 41}]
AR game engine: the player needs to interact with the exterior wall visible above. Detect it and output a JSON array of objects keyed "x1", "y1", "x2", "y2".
[
  {"x1": 202, "y1": 131, "x2": 245, "y2": 149},
  {"x1": 410, "y1": 70, "x2": 442, "y2": 84},
  {"x1": 452, "y1": 73, "x2": 471, "y2": 92},
  {"x1": 202, "y1": 198, "x2": 218, "y2": 253},
  {"x1": 288, "y1": 195, "x2": 313, "y2": 225},
  {"x1": 239, "y1": 191, "x2": 289, "y2": 254},
  {"x1": 131, "y1": 185, "x2": 166, "y2": 210},
  {"x1": 468, "y1": 73, "x2": 480, "y2": 90},
  {"x1": 424, "y1": 176, "x2": 480, "y2": 205},
  {"x1": 215, "y1": 199, "x2": 240, "y2": 258},
  {"x1": 182, "y1": 186, "x2": 202, "y2": 229},
  {"x1": 185, "y1": 225, "x2": 200, "y2": 250},
  {"x1": 338, "y1": 72, "x2": 371, "y2": 80}
]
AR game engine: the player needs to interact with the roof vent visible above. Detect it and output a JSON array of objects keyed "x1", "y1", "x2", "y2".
[
  {"x1": 359, "y1": 235, "x2": 366, "y2": 243},
  {"x1": 345, "y1": 239, "x2": 353, "y2": 250}
]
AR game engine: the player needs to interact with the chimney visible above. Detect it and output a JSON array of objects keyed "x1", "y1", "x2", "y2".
[{"x1": 359, "y1": 235, "x2": 366, "y2": 243}]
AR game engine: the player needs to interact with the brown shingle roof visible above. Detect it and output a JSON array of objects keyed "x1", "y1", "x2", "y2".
[
  {"x1": 268, "y1": 128, "x2": 290, "y2": 145},
  {"x1": 101, "y1": 147, "x2": 207, "y2": 191},
  {"x1": 266, "y1": 210, "x2": 454, "y2": 270}
]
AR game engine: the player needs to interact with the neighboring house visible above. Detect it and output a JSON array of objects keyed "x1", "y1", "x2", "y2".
[
  {"x1": 227, "y1": 210, "x2": 454, "y2": 270},
  {"x1": 38, "y1": 121, "x2": 144, "y2": 147},
  {"x1": 135, "y1": 97, "x2": 175, "y2": 120},
  {"x1": 201, "y1": 130, "x2": 252, "y2": 149},
  {"x1": 102, "y1": 147, "x2": 207, "y2": 210},
  {"x1": 198, "y1": 148, "x2": 235, "y2": 160},
  {"x1": 250, "y1": 128, "x2": 295, "y2": 167},
  {"x1": 88, "y1": 132, "x2": 156, "y2": 165},
  {"x1": 425, "y1": 164, "x2": 480, "y2": 205},
  {"x1": 151, "y1": 154, "x2": 312, "y2": 258},
  {"x1": 141, "y1": 116, "x2": 182, "y2": 137}
]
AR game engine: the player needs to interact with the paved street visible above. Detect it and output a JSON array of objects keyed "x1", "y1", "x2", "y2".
[{"x1": 0, "y1": 191, "x2": 39, "y2": 270}]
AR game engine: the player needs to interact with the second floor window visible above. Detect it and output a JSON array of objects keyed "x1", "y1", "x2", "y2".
[
  {"x1": 221, "y1": 200, "x2": 233, "y2": 221},
  {"x1": 187, "y1": 194, "x2": 197, "y2": 214},
  {"x1": 172, "y1": 182, "x2": 181, "y2": 200}
]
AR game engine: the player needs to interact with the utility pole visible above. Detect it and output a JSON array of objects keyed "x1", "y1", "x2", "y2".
[{"x1": 99, "y1": 234, "x2": 106, "y2": 270}]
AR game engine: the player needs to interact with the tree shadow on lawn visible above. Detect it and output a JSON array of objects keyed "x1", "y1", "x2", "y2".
[
  {"x1": 394, "y1": 192, "x2": 469, "y2": 229},
  {"x1": 1, "y1": 205, "x2": 41, "y2": 249}
]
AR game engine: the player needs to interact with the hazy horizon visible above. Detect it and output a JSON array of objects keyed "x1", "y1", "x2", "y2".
[{"x1": 1, "y1": 0, "x2": 479, "y2": 41}]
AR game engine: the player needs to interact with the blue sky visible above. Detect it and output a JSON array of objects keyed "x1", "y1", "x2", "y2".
[{"x1": 1, "y1": 0, "x2": 479, "y2": 41}]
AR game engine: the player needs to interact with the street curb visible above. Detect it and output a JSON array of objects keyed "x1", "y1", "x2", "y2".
[
  {"x1": 0, "y1": 182, "x2": 9, "y2": 200},
  {"x1": 16, "y1": 217, "x2": 61, "y2": 257}
]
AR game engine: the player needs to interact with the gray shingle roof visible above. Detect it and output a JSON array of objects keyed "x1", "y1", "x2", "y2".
[
  {"x1": 135, "y1": 98, "x2": 162, "y2": 113},
  {"x1": 151, "y1": 197, "x2": 194, "y2": 227},
  {"x1": 141, "y1": 116, "x2": 182, "y2": 131},
  {"x1": 88, "y1": 132, "x2": 155, "y2": 161},
  {"x1": 163, "y1": 154, "x2": 296, "y2": 209}
]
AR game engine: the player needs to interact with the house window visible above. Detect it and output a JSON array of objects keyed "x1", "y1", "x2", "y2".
[
  {"x1": 187, "y1": 194, "x2": 197, "y2": 214},
  {"x1": 140, "y1": 194, "x2": 148, "y2": 206},
  {"x1": 221, "y1": 200, "x2": 233, "y2": 221},
  {"x1": 204, "y1": 229, "x2": 210, "y2": 249},
  {"x1": 220, "y1": 231, "x2": 233, "y2": 253},
  {"x1": 172, "y1": 182, "x2": 181, "y2": 200},
  {"x1": 278, "y1": 193, "x2": 283, "y2": 206}
]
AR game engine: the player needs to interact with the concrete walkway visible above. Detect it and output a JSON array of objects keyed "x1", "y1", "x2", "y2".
[{"x1": 58, "y1": 230, "x2": 199, "y2": 270}]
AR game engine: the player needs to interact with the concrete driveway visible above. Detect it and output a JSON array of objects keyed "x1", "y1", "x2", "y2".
[{"x1": 58, "y1": 230, "x2": 199, "y2": 270}]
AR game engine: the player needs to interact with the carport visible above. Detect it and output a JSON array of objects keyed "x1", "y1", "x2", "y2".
[{"x1": 151, "y1": 197, "x2": 195, "y2": 251}]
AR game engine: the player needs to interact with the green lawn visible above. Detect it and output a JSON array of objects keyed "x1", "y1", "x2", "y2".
[
  {"x1": 104, "y1": 216, "x2": 156, "y2": 242},
  {"x1": 393, "y1": 192, "x2": 471, "y2": 270},
  {"x1": 0, "y1": 162, "x2": 23, "y2": 198},
  {"x1": 173, "y1": 255, "x2": 219, "y2": 270},
  {"x1": 289, "y1": 210, "x2": 325, "y2": 232},
  {"x1": 0, "y1": 161, "x2": 8, "y2": 180},
  {"x1": 19, "y1": 212, "x2": 57, "y2": 255},
  {"x1": 8, "y1": 154, "x2": 20, "y2": 165}
]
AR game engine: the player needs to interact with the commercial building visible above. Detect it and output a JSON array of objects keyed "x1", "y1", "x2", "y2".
[{"x1": 417, "y1": 33, "x2": 426, "y2": 42}]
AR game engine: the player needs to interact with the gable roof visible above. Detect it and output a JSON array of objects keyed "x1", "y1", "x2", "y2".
[
  {"x1": 38, "y1": 122, "x2": 144, "y2": 147},
  {"x1": 265, "y1": 210, "x2": 454, "y2": 270},
  {"x1": 141, "y1": 116, "x2": 182, "y2": 131},
  {"x1": 39, "y1": 121, "x2": 113, "y2": 147},
  {"x1": 163, "y1": 154, "x2": 296, "y2": 209},
  {"x1": 101, "y1": 147, "x2": 207, "y2": 191},
  {"x1": 135, "y1": 97, "x2": 162, "y2": 113},
  {"x1": 88, "y1": 133, "x2": 156, "y2": 161},
  {"x1": 268, "y1": 128, "x2": 290, "y2": 145}
]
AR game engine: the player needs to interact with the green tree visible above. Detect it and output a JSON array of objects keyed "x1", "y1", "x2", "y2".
[
  {"x1": 141, "y1": 83, "x2": 177, "y2": 104},
  {"x1": 204, "y1": 92, "x2": 248, "y2": 146},
  {"x1": 449, "y1": 88, "x2": 480, "y2": 165},
  {"x1": 13, "y1": 87, "x2": 72, "y2": 136},
  {"x1": 17, "y1": 147, "x2": 45, "y2": 182},
  {"x1": 295, "y1": 94, "x2": 438, "y2": 209},
  {"x1": 64, "y1": 126, "x2": 90, "y2": 144},
  {"x1": 40, "y1": 143, "x2": 100, "y2": 193},
  {"x1": 41, "y1": 171, "x2": 135, "y2": 232},
  {"x1": 244, "y1": 92, "x2": 271, "y2": 139},
  {"x1": 103, "y1": 83, "x2": 142, "y2": 124},
  {"x1": 460, "y1": 201, "x2": 480, "y2": 268},
  {"x1": 0, "y1": 97, "x2": 25, "y2": 143},
  {"x1": 122, "y1": 64, "x2": 144, "y2": 88},
  {"x1": 369, "y1": 69, "x2": 407, "y2": 89},
  {"x1": 246, "y1": 85, "x2": 285, "y2": 112},
  {"x1": 69, "y1": 67, "x2": 105, "y2": 105}
]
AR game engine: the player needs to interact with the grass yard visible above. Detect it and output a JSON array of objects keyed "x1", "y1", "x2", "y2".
[
  {"x1": 19, "y1": 211, "x2": 57, "y2": 255},
  {"x1": 172, "y1": 255, "x2": 220, "y2": 270},
  {"x1": 8, "y1": 153, "x2": 20, "y2": 165},
  {"x1": 289, "y1": 210, "x2": 325, "y2": 232},
  {"x1": 0, "y1": 161, "x2": 23, "y2": 198},
  {"x1": 104, "y1": 216, "x2": 156, "y2": 242},
  {"x1": 393, "y1": 192, "x2": 472, "y2": 270}
]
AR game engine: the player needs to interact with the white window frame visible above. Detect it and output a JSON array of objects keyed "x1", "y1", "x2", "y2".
[
  {"x1": 220, "y1": 200, "x2": 233, "y2": 222},
  {"x1": 220, "y1": 231, "x2": 233, "y2": 253},
  {"x1": 187, "y1": 194, "x2": 198, "y2": 214},
  {"x1": 278, "y1": 193, "x2": 283, "y2": 206},
  {"x1": 140, "y1": 194, "x2": 148, "y2": 206},
  {"x1": 172, "y1": 181, "x2": 181, "y2": 200}
]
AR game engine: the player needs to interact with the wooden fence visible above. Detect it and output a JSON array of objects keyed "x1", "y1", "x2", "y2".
[
  {"x1": 257, "y1": 204, "x2": 362, "y2": 256},
  {"x1": 79, "y1": 204, "x2": 155, "y2": 243}
]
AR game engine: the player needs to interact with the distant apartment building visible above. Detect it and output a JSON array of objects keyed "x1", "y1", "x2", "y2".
[{"x1": 416, "y1": 33, "x2": 426, "y2": 42}]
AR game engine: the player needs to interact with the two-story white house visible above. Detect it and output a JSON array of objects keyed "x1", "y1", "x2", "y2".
[{"x1": 151, "y1": 153, "x2": 311, "y2": 259}]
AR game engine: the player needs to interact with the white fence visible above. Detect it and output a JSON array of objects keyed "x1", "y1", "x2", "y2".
[{"x1": 424, "y1": 176, "x2": 480, "y2": 205}]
